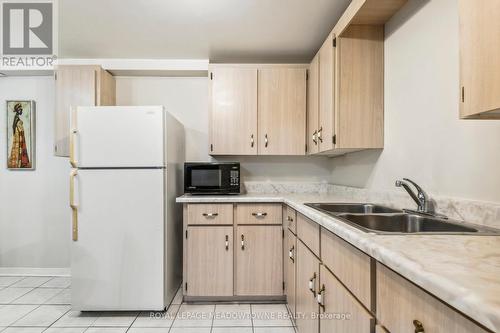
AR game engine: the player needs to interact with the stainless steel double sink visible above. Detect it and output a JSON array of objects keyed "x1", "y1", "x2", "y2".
[{"x1": 305, "y1": 203, "x2": 500, "y2": 235}]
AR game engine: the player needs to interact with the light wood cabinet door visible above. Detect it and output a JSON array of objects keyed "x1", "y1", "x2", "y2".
[
  {"x1": 209, "y1": 67, "x2": 258, "y2": 155},
  {"x1": 318, "y1": 33, "x2": 335, "y2": 152},
  {"x1": 97, "y1": 69, "x2": 116, "y2": 106},
  {"x1": 337, "y1": 25, "x2": 384, "y2": 149},
  {"x1": 284, "y1": 229, "x2": 297, "y2": 318},
  {"x1": 296, "y1": 241, "x2": 320, "y2": 333},
  {"x1": 258, "y1": 68, "x2": 307, "y2": 155},
  {"x1": 321, "y1": 228, "x2": 373, "y2": 311},
  {"x1": 377, "y1": 263, "x2": 490, "y2": 333},
  {"x1": 235, "y1": 225, "x2": 283, "y2": 296},
  {"x1": 459, "y1": 0, "x2": 500, "y2": 119},
  {"x1": 185, "y1": 226, "x2": 233, "y2": 296},
  {"x1": 319, "y1": 264, "x2": 374, "y2": 333},
  {"x1": 307, "y1": 53, "x2": 320, "y2": 154},
  {"x1": 55, "y1": 66, "x2": 97, "y2": 157}
]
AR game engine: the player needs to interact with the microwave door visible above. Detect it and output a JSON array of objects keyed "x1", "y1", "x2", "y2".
[{"x1": 189, "y1": 168, "x2": 222, "y2": 191}]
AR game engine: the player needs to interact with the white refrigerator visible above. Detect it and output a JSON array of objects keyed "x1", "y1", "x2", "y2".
[{"x1": 69, "y1": 106, "x2": 184, "y2": 311}]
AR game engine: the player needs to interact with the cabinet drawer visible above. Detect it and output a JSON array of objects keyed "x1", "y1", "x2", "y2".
[
  {"x1": 297, "y1": 213, "x2": 320, "y2": 256},
  {"x1": 236, "y1": 203, "x2": 282, "y2": 225},
  {"x1": 377, "y1": 263, "x2": 489, "y2": 333},
  {"x1": 321, "y1": 228, "x2": 373, "y2": 310},
  {"x1": 284, "y1": 205, "x2": 297, "y2": 234},
  {"x1": 187, "y1": 204, "x2": 233, "y2": 225}
]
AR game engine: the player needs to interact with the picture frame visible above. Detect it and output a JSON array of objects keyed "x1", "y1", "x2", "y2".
[{"x1": 6, "y1": 100, "x2": 36, "y2": 170}]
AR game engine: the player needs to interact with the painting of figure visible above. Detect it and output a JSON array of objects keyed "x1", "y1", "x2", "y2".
[{"x1": 7, "y1": 101, "x2": 35, "y2": 170}]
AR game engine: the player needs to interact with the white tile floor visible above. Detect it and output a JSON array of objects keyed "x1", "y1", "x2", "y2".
[{"x1": 0, "y1": 276, "x2": 296, "y2": 333}]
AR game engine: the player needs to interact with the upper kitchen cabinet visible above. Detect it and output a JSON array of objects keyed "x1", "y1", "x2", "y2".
[
  {"x1": 54, "y1": 65, "x2": 116, "y2": 157},
  {"x1": 307, "y1": 0, "x2": 407, "y2": 156},
  {"x1": 307, "y1": 53, "x2": 320, "y2": 155},
  {"x1": 318, "y1": 33, "x2": 335, "y2": 153},
  {"x1": 208, "y1": 64, "x2": 307, "y2": 156},
  {"x1": 258, "y1": 67, "x2": 307, "y2": 155},
  {"x1": 459, "y1": 0, "x2": 500, "y2": 119},
  {"x1": 208, "y1": 67, "x2": 258, "y2": 155},
  {"x1": 335, "y1": 24, "x2": 384, "y2": 149}
]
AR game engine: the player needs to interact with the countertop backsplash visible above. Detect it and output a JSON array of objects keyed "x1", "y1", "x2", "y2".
[{"x1": 242, "y1": 181, "x2": 500, "y2": 229}]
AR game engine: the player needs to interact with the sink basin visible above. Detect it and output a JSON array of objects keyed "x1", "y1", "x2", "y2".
[
  {"x1": 305, "y1": 202, "x2": 500, "y2": 235},
  {"x1": 339, "y1": 213, "x2": 479, "y2": 234},
  {"x1": 305, "y1": 203, "x2": 401, "y2": 214}
]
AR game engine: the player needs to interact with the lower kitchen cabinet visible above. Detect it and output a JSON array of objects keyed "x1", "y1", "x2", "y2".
[
  {"x1": 182, "y1": 204, "x2": 490, "y2": 333},
  {"x1": 185, "y1": 226, "x2": 233, "y2": 297},
  {"x1": 284, "y1": 228, "x2": 297, "y2": 318},
  {"x1": 235, "y1": 225, "x2": 283, "y2": 296},
  {"x1": 296, "y1": 240, "x2": 320, "y2": 333},
  {"x1": 377, "y1": 263, "x2": 490, "y2": 333},
  {"x1": 318, "y1": 264, "x2": 374, "y2": 332},
  {"x1": 321, "y1": 227, "x2": 373, "y2": 310}
]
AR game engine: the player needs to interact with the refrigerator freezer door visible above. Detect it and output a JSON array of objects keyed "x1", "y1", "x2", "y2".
[
  {"x1": 71, "y1": 168, "x2": 165, "y2": 310},
  {"x1": 72, "y1": 106, "x2": 165, "y2": 168}
]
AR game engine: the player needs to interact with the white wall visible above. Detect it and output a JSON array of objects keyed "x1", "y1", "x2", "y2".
[
  {"x1": 0, "y1": 77, "x2": 71, "y2": 269},
  {"x1": 330, "y1": 0, "x2": 500, "y2": 204},
  {"x1": 115, "y1": 77, "x2": 333, "y2": 182}
]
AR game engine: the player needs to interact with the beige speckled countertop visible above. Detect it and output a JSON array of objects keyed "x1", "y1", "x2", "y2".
[{"x1": 177, "y1": 193, "x2": 500, "y2": 332}]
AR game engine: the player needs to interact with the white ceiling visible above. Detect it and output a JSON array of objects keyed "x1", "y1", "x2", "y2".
[{"x1": 59, "y1": 0, "x2": 351, "y2": 62}]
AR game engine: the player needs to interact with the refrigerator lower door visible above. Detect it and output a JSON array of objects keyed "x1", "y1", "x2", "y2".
[{"x1": 71, "y1": 168, "x2": 165, "y2": 311}]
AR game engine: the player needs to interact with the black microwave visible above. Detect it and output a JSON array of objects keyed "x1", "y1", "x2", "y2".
[{"x1": 184, "y1": 162, "x2": 240, "y2": 194}]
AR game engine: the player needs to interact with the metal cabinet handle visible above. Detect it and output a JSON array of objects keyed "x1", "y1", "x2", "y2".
[
  {"x1": 250, "y1": 134, "x2": 254, "y2": 147},
  {"x1": 288, "y1": 245, "x2": 295, "y2": 262},
  {"x1": 287, "y1": 215, "x2": 294, "y2": 227},
  {"x1": 225, "y1": 235, "x2": 229, "y2": 251},
  {"x1": 312, "y1": 130, "x2": 317, "y2": 144},
  {"x1": 309, "y1": 272, "x2": 317, "y2": 296},
  {"x1": 413, "y1": 320, "x2": 425, "y2": 333},
  {"x1": 252, "y1": 212, "x2": 267, "y2": 218},
  {"x1": 264, "y1": 134, "x2": 268, "y2": 147},
  {"x1": 241, "y1": 234, "x2": 245, "y2": 250},
  {"x1": 318, "y1": 127, "x2": 323, "y2": 143},
  {"x1": 317, "y1": 284, "x2": 325, "y2": 311},
  {"x1": 202, "y1": 213, "x2": 219, "y2": 218},
  {"x1": 70, "y1": 170, "x2": 79, "y2": 241}
]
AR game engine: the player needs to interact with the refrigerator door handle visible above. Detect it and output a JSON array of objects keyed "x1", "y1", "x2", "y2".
[
  {"x1": 70, "y1": 170, "x2": 79, "y2": 241},
  {"x1": 70, "y1": 129, "x2": 79, "y2": 168}
]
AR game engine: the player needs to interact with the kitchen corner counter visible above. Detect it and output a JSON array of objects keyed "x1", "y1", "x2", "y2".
[{"x1": 177, "y1": 193, "x2": 500, "y2": 332}]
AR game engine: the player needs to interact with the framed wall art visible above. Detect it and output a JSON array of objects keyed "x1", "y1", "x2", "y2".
[{"x1": 6, "y1": 100, "x2": 36, "y2": 170}]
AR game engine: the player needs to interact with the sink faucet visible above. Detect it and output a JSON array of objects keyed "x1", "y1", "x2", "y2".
[{"x1": 395, "y1": 178, "x2": 429, "y2": 213}]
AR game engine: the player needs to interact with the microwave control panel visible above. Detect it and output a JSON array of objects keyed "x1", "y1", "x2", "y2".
[{"x1": 230, "y1": 170, "x2": 239, "y2": 186}]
